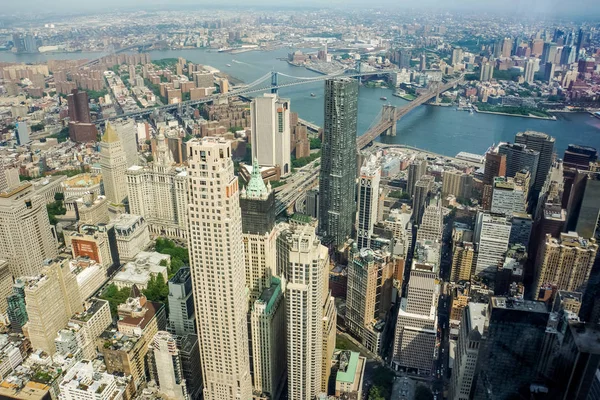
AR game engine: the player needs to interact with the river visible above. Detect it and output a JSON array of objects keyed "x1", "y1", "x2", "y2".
[{"x1": 2, "y1": 47, "x2": 600, "y2": 157}]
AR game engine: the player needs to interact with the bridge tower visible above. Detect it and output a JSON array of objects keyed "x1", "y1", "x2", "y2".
[
  {"x1": 271, "y1": 71, "x2": 278, "y2": 94},
  {"x1": 382, "y1": 104, "x2": 397, "y2": 137}
]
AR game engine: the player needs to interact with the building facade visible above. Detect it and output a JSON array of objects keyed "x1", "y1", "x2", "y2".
[{"x1": 100, "y1": 122, "x2": 128, "y2": 205}]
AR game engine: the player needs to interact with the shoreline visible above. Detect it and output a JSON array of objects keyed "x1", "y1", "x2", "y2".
[{"x1": 473, "y1": 107, "x2": 555, "y2": 121}]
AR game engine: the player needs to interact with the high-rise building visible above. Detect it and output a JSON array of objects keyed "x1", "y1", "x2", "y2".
[
  {"x1": 185, "y1": 137, "x2": 252, "y2": 400},
  {"x1": 111, "y1": 119, "x2": 139, "y2": 167},
  {"x1": 501, "y1": 37, "x2": 513, "y2": 57},
  {"x1": 318, "y1": 78, "x2": 358, "y2": 247},
  {"x1": 479, "y1": 62, "x2": 494, "y2": 82},
  {"x1": 416, "y1": 199, "x2": 443, "y2": 243},
  {"x1": 251, "y1": 94, "x2": 291, "y2": 176},
  {"x1": 449, "y1": 303, "x2": 488, "y2": 400},
  {"x1": 305, "y1": 189, "x2": 319, "y2": 219},
  {"x1": 509, "y1": 213, "x2": 533, "y2": 248},
  {"x1": 544, "y1": 62, "x2": 556, "y2": 83},
  {"x1": 167, "y1": 268, "x2": 196, "y2": 337},
  {"x1": 450, "y1": 242, "x2": 475, "y2": 282},
  {"x1": 552, "y1": 321, "x2": 600, "y2": 399},
  {"x1": 420, "y1": 53, "x2": 427, "y2": 71},
  {"x1": 490, "y1": 176, "x2": 528, "y2": 216},
  {"x1": 176, "y1": 334, "x2": 203, "y2": 400},
  {"x1": 541, "y1": 42, "x2": 558, "y2": 65},
  {"x1": 560, "y1": 45, "x2": 576, "y2": 65},
  {"x1": 566, "y1": 170, "x2": 600, "y2": 239},
  {"x1": 524, "y1": 58, "x2": 536, "y2": 84},
  {"x1": 384, "y1": 207, "x2": 413, "y2": 259},
  {"x1": 240, "y1": 158, "x2": 277, "y2": 302},
  {"x1": 392, "y1": 242, "x2": 440, "y2": 375},
  {"x1": 412, "y1": 175, "x2": 434, "y2": 224},
  {"x1": 68, "y1": 298, "x2": 113, "y2": 360},
  {"x1": 563, "y1": 144, "x2": 597, "y2": 170},
  {"x1": 67, "y1": 89, "x2": 98, "y2": 142},
  {"x1": 498, "y1": 143, "x2": 540, "y2": 188},
  {"x1": 473, "y1": 212, "x2": 511, "y2": 278},
  {"x1": 250, "y1": 277, "x2": 286, "y2": 400},
  {"x1": 533, "y1": 232, "x2": 597, "y2": 297},
  {"x1": 23, "y1": 258, "x2": 83, "y2": 355},
  {"x1": 515, "y1": 131, "x2": 555, "y2": 193},
  {"x1": 0, "y1": 183, "x2": 57, "y2": 277},
  {"x1": 100, "y1": 122, "x2": 128, "y2": 205},
  {"x1": 147, "y1": 331, "x2": 189, "y2": 400},
  {"x1": 356, "y1": 157, "x2": 381, "y2": 250},
  {"x1": 483, "y1": 152, "x2": 507, "y2": 185},
  {"x1": 407, "y1": 158, "x2": 428, "y2": 197},
  {"x1": 126, "y1": 131, "x2": 188, "y2": 239},
  {"x1": 15, "y1": 121, "x2": 30, "y2": 145},
  {"x1": 278, "y1": 220, "x2": 329, "y2": 399},
  {"x1": 442, "y1": 170, "x2": 473, "y2": 200},
  {"x1": 346, "y1": 247, "x2": 394, "y2": 344},
  {"x1": 398, "y1": 48, "x2": 412, "y2": 69},
  {"x1": 322, "y1": 292, "x2": 337, "y2": 393},
  {"x1": 474, "y1": 297, "x2": 549, "y2": 399},
  {"x1": 451, "y1": 47, "x2": 463, "y2": 66},
  {"x1": 6, "y1": 280, "x2": 28, "y2": 334}
]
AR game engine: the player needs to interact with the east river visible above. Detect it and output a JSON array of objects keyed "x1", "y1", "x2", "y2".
[{"x1": 2, "y1": 47, "x2": 600, "y2": 156}]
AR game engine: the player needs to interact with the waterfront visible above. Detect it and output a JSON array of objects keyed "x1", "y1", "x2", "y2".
[{"x1": 2, "y1": 48, "x2": 600, "y2": 156}]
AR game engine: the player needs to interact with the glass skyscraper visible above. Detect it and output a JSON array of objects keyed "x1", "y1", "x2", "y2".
[{"x1": 318, "y1": 78, "x2": 359, "y2": 248}]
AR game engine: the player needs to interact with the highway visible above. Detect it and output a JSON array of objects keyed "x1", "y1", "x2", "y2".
[{"x1": 273, "y1": 158, "x2": 321, "y2": 215}]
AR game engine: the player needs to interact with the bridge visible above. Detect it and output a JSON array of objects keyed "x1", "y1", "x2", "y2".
[
  {"x1": 95, "y1": 69, "x2": 397, "y2": 124},
  {"x1": 356, "y1": 75, "x2": 464, "y2": 149}
]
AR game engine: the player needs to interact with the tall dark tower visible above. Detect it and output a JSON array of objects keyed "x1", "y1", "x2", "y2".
[{"x1": 318, "y1": 78, "x2": 358, "y2": 248}]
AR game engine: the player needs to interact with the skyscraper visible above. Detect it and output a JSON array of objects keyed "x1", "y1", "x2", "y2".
[
  {"x1": 127, "y1": 131, "x2": 188, "y2": 239},
  {"x1": 318, "y1": 78, "x2": 358, "y2": 247},
  {"x1": 240, "y1": 158, "x2": 276, "y2": 302},
  {"x1": 566, "y1": 170, "x2": 600, "y2": 239},
  {"x1": 498, "y1": 142, "x2": 540, "y2": 188},
  {"x1": 416, "y1": 199, "x2": 443, "y2": 243},
  {"x1": 167, "y1": 268, "x2": 196, "y2": 337},
  {"x1": 278, "y1": 219, "x2": 329, "y2": 399},
  {"x1": 407, "y1": 158, "x2": 428, "y2": 197},
  {"x1": 147, "y1": 331, "x2": 189, "y2": 400},
  {"x1": 563, "y1": 144, "x2": 597, "y2": 170},
  {"x1": 473, "y1": 212, "x2": 511, "y2": 278},
  {"x1": 449, "y1": 303, "x2": 487, "y2": 400},
  {"x1": 515, "y1": 131, "x2": 555, "y2": 193},
  {"x1": 541, "y1": 42, "x2": 558, "y2": 65},
  {"x1": 16, "y1": 121, "x2": 30, "y2": 145},
  {"x1": 23, "y1": 259, "x2": 83, "y2": 355},
  {"x1": 186, "y1": 137, "x2": 252, "y2": 400},
  {"x1": 534, "y1": 232, "x2": 597, "y2": 297},
  {"x1": 0, "y1": 183, "x2": 57, "y2": 277},
  {"x1": 6, "y1": 280, "x2": 27, "y2": 334},
  {"x1": 524, "y1": 58, "x2": 536, "y2": 84},
  {"x1": 474, "y1": 297, "x2": 549, "y2": 399},
  {"x1": 450, "y1": 242, "x2": 475, "y2": 282},
  {"x1": 67, "y1": 89, "x2": 98, "y2": 142},
  {"x1": 100, "y1": 122, "x2": 128, "y2": 205},
  {"x1": 356, "y1": 157, "x2": 381, "y2": 250},
  {"x1": 479, "y1": 62, "x2": 494, "y2": 82},
  {"x1": 412, "y1": 175, "x2": 434, "y2": 224},
  {"x1": 250, "y1": 94, "x2": 291, "y2": 176},
  {"x1": 483, "y1": 151, "x2": 507, "y2": 185}
]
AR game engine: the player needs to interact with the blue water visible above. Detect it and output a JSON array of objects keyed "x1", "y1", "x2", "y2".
[{"x1": 3, "y1": 47, "x2": 599, "y2": 157}]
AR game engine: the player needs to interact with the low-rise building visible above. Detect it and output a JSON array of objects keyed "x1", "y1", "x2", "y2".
[{"x1": 113, "y1": 214, "x2": 151, "y2": 261}]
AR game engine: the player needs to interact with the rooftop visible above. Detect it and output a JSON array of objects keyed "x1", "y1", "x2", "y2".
[
  {"x1": 491, "y1": 297, "x2": 548, "y2": 314},
  {"x1": 569, "y1": 322, "x2": 600, "y2": 354},
  {"x1": 335, "y1": 350, "x2": 360, "y2": 384}
]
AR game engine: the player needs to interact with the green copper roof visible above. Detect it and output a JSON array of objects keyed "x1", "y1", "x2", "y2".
[
  {"x1": 245, "y1": 158, "x2": 268, "y2": 198},
  {"x1": 336, "y1": 350, "x2": 360, "y2": 383},
  {"x1": 258, "y1": 276, "x2": 281, "y2": 314}
]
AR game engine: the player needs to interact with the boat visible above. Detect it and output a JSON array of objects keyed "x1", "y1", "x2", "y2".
[
  {"x1": 226, "y1": 64, "x2": 231, "y2": 67},
  {"x1": 310, "y1": 93, "x2": 316, "y2": 97},
  {"x1": 469, "y1": 108, "x2": 474, "y2": 114},
  {"x1": 380, "y1": 96, "x2": 387, "y2": 101}
]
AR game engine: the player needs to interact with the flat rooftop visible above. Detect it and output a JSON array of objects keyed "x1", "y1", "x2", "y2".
[
  {"x1": 491, "y1": 297, "x2": 548, "y2": 314},
  {"x1": 569, "y1": 322, "x2": 600, "y2": 354}
]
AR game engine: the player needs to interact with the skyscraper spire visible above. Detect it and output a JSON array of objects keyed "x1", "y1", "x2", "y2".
[{"x1": 244, "y1": 158, "x2": 269, "y2": 199}]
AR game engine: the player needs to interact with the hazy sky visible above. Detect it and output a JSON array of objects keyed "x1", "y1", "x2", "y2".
[{"x1": 3, "y1": 0, "x2": 599, "y2": 17}]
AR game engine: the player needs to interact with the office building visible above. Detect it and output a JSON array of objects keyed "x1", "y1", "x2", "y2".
[
  {"x1": 100, "y1": 122, "x2": 128, "y2": 205},
  {"x1": 474, "y1": 212, "x2": 511, "y2": 278},
  {"x1": 566, "y1": 170, "x2": 600, "y2": 239},
  {"x1": 544, "y1": 62, "x2": 556, "y2": 83},
  {"x1": 177, "y1": 334, "x2": 203, "y2": 400},
  {"x1": 480, "y1": 62, "x2": 494, "y2": 82},
  {"x1": 498, "y1": 143, "x2": 540, "y2": 188},
  {"x1": 113, "y1": 214, "x2": 151, "y2": 261},
  {"x1": 126, "y1": 131, "x2": 188, "y2": 239},
  {"x1": 186, "y1": 137, "x2": 252, "y2": 400},
  {"x1": 23, "y1": 259, "x2": 83, "y2": 355},
  {"x1": 278, "y1": 220, "x2": 329, "y2": 399},
  {"x1": 450, "y1": 242, "x2": 475, "y2": 282},
  {"x1": 322, "y1": 292, "x2": 337, "y2": 393},
  {"x1": 334, "y1": 350, "x2": 366, "y2": 399},
  {"x1": 69, "y1": 299, "x2": 112, "y2": 360},
  {"x1": 563, "y1": 144, "x2": 597, "y2": 170},
  {"x1": 407, "y1": 158, "x2": 427, "y2": 197},
  {"x1": 318, "y1": 78, "x2": 358, "y2": 247},
  {"x1": 168, "y1": 268, "x2": 196, "y2": 337},
  {"x1": 346, "y1": 247, "x2": 394, "y2": 344},
  {"x1": 60, "y1": 360, "x2": 124, "y2": 400},
  {"x1": 490, "y1": 176, "x2": 527, "y2": 216},
  {"x1": 483, "y1": 152, "x2": 507, "y2": 185},
  {"x1": 451, "y1": 47, "x2": 463, "y2": 66},
  {"x1": 7, "y1": 280, "x2": 28, "y2": 334},
  {"x1": 147, "y1": 331, "x2": 189, "y2": 400},
  {"x1": 412, "y1": 175, "x2": 434, "y2": 224},
  {"x1": 111, "y1": 119, "x2": 138, "y2": 167},
  {"x1": 501, "y1": 37, "x2": 513, "y2": 57},
  {"x1": 392, "y1": 250, "x2": 439, "y2": 375},
  {"x1": 67, "y1": 89, "x2": 98, "y2": 142},
  {"x1": 541, "y1": 42, "x2": 558, "y2": 65},
  {"x1": 474, "y1": 297, "x2": 549, "y2": 399},
  {"x1": 356, "y1": 158, "x2": 381, "y2": 249},
  {"x1": 534, "y1": 232, "x2": 597, "y2": 297},
  {"x1": 15, "y1": 121, "x2": 29, "y2": 146},
  {"x1": 552, "y1": 322, "x2": 600, "y2": 399},
  {"x1": 240, "y1": 158, "x2": 277, "y2": 302},
  {"x1": 305, "y1": 189, "x2": 319, "y2": 219},
  {"x1": 250, "y1": 94, "x2": 291, "y2": 176},
  {"x1": 509, "y1": 213, "x2": 533, "y2": 248},
  {"x1": 449, "y1": 303, "x2": 488, "y2": 400},
  {"x1": 0, "y1": 183, "x2": 57, "y2": 277},
  {"x1": 250, "y1": 277, "x2": 286, "y2": 400},
  {"x1": 416, "y1": 199, "x2": 443, "y2": 243},
  {"x1": 515, "y1": 131, "x2": 555, "y2": 193},
  {"x1": 442, "y1": 170, "x2": 473, "y2": 200},
  {"x1": 524, "y1": 58, "x2": 536, "y2": 84}
]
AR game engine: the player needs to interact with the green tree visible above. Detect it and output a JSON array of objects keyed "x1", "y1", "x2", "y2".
[
  {"x1": 143, "y1": 274, "x2": 170, "y2": 304},
  {"x1": 309, "y1": 137, "x2": 321, "y2": 149},
  {"x1": 368, "y1": 386, "x2": 386, "y2": 400},
  {"x1": 414, "y1": 385, "x2": 434, "y2": 400},
  {"x1": 54, "y1": 192, "x2": 65, "y2": 201},
  {"x1": 46, "y1": 200, "x2": 66, "y2": 225},
  {"x1": 100, "y1": 284, "x2": 131, "y2": 317}
]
